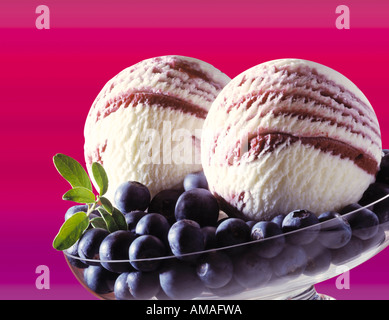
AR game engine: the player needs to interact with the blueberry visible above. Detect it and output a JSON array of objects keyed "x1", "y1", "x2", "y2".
[
  {"x1": 84, "y1": 265, "x2": 117, "y2": 294},
  {"x1": 331, "y1": 236, "x2": 364, "y2": 265},
  {"x1": 155, "y1": 289, "x2": 172, "y2": 300},
  {"x1": 77, "y1": 228, "x2": 109, "y2": 265},
  {"x1": 373, "y1": 201, "x2": 389, "y2": 227},
  {"x1": 251, "y1": 221, "x2": 285, "y2": 258},
  {"x1": 64, "y1": 240, "x2": 88, "y2": 269},
  {"x1": 340, "y1": 203, "x2": 379, "y2": 240},
  {"x1": 340, "y1": 203, "x2": 363, "y2": 215},
  {"x1": 282, "y1": 209, "x2": 320, "y2": 245},
  {"x1": 168, "y1": 220, "x2": 204, "y2": 260},
  {"x1": 148, "y1": 189, "x2": 182, "y2": 225},
  {"x1": 246, "y1": 221, "x2": 257, "y2": 229},
  {"x1": 317, "y1": 211, "x2": 352, "y2": 249},
  {"x1": 183, "y1": 171, "x2": 209, "y2": 191},
  {"x1": 129, "y1": 235, "x2": 166, "y2": 272},
  {"x1": 88, "y1": 212, "x2": 101, "y2": 220},
  {"x1": 302, "y1": 242, "x2": 332, "y2": 276},
  {"x1": 359, "y1": 182, "x2": 389, "y2": 206},
  {"x1": 159, "y1": 259, "x2": 204, "y2": 300},
  {"x1": 114, "y1": 181, "x2": 151, "y2": 213},
  {"x1": 376, "y1": 151, "x2": 389, "y2": 185},
  {"x1": 215, "y1": 218, "x2": 251, "y2": 254},
  {"x1": 271, "y1": 244, "x2": 307, "y2": 279},
  {"x1": 175, "y1": 188, "x2": 219, "y2": 227},
  {"x1": 65, "y1": 204, "x2": 88, "y2": 220},
  {"x1": 232, "y1": 250, "x2": 272, "y2": 289},
  {"x1": 201, "y1": 226, "x2": 217, "y2": 250},
  {"x1": 216, "y1": 217, "x2": 229, "y2": 227},
  {"x1": 114, "y1": 272, "x2": 133, "y2": 300},
  {"x1": 363, "y1": 227, "x2": 386, "y2": 251},
  {"x1": 65, "y1": 205, "x2": 101, "y2": 221},
  {"x1": 99, "y1": 230, "x2": 136, "y2": 273},
  {"x1": 135, "y1": 213, "x2": 170, "y2": 245},
  {"x1": 359, "y1": 183, "x2": 389, "y2": 225},
  {"x1": 127, "y1": 271, "x2": 161, "y2": 300},
  {"x1": 271, "y1": 214, "x2": 286, "y2": 228},
  {"x1": 208, "y1": 278, "x2": 245, "y2": 298},
  {"x1": 124, "y1": 211, "x2": 147, "y2": 233},
  {"x1": 360, "y1": 181, "x2": 389, "y2": 201},
  {"x1": 196, "y1": 251, "x2": 233, "y2": 289}
]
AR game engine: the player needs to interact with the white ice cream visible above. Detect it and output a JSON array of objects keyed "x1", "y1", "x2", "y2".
[
  {"x1": 84, "y1": 55, "x2": 230, "y2": 200},
  {"x1": 201, "y1": 59, "x2": 382, "y2": 221}
]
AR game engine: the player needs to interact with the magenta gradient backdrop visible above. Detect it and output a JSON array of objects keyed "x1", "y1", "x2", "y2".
[{"x1": 1, "y1": 1, "x2": 389, "y2": 300}]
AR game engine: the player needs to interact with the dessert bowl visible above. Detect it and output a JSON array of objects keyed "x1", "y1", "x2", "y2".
[
  {"x1": 63, "y1": 193, "x2": 389, "y2": 300},
  {"x1": 55, "y1": 58, "x2": 388, "y2": 301}
]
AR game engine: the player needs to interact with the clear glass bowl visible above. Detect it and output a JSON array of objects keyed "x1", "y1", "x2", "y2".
[{"x1": 63, "y1": 194, "x2": 389, "y2": 300}]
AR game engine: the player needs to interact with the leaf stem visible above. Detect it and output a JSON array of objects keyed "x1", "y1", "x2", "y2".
[{"x1": 87, "y1": 200, "x2": 98, "y2": 217}]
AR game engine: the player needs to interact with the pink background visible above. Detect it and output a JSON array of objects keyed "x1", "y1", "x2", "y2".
[{"x1": 1, "y1": 0, "x2": 389, "y2": 300}]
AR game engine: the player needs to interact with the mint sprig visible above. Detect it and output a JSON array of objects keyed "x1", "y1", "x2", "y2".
[{"x1": 52, "y1": 153, "x2": 127, "y2": 251}]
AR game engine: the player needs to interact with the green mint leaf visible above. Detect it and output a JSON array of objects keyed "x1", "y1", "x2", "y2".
[
  {"x1": 53, "y1": 154, "x2": 92, "y2": 191},
  {"x1": 91, "y1": 162, "x2": 109, "y2": 196},
  {"x1": 98, "y1": 207, "x2": 119, "y2": 233},
  {"x1": 99, "y1": 196, "x2": 113, "y2": 214},
  {"x1": 90, "y1": 217, "x2": 108, "y2": 230},
  {"x1": 112, "y1": 208, "x2": 128, "y2": 231},
  {"x1": 62, "y1": 187, "x2": 96, "y2": 204},
  {"x1": 53, "y1": 211, "x2": 89, "y2": 250}
]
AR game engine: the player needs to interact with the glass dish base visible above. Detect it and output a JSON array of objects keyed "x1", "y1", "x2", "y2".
[{"x1": 277, "y1": 285, "x2": 335, "y2": 300}]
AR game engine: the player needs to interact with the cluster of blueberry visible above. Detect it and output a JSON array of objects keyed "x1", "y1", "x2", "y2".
[{"x1": 64, "y1": 152, "x2": 389, "y2": 300}]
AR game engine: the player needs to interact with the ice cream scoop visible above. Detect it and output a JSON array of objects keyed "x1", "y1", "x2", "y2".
[
  {"x1": 84, "y1": 55, "x2": 230, "y2": 200},
  {"x1": 201, "y1": 59, "x2": 382, "y2": 221}
]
